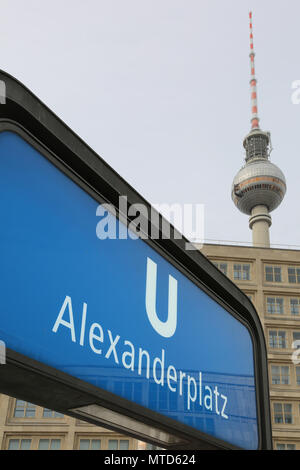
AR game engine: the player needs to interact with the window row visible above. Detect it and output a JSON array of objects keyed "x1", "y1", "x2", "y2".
[
  {"x1": 212, "y1": 262, "x2": 300, "y2": 284},
  {"x1": 268, "y1": 329, "x2": 300, "y2": 349},
  {"x1": 265, "y1": 265, "x2": 300, "y2": 284},
  {"x1": 7, "y1": 438, "x2": 61, "y2": 450},
  {"x1": 266, "y1": 297, "x2": 300, "y2": 316},
  {"x1": 13, "y1": 400, "x2": 64, "y2": 419},
  {"x1": 78, "y1": 438, "x2": 129, "y2": 450},
  {"x1": 275, "y1": 442, "x2": 297, "y2": 450},
  {"x1": 5, "y1": 436, "x2": 130, "y2": 450},
  {"x1": 212, "y1": 262, "x2": 251, "y2": 280},
  {"x1": 270, "y1": 365, "x2": 300, "y2": 386}
]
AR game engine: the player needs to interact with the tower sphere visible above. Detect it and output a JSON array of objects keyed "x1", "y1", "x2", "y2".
[{"x1": 231, "y1": 158, "x2": 286, "y2": 215}]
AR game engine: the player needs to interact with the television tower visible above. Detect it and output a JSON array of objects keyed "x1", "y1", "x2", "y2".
[{"x1": 231, "y1": 12, "x2": 286, "y2": 248}]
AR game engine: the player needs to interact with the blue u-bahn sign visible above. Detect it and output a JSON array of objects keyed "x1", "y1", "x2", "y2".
[{"x1": 0, "y1": 70, "x2": 272, "y2": 450}]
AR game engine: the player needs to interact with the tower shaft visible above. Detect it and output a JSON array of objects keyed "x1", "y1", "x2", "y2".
[{"x1": 249, "y1": 205, "x2": 272, "y2": 248}]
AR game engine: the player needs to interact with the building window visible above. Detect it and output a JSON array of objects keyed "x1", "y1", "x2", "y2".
[
  {"x1": 213, "y1": 262, "x2": 227, "y2": 276},
  {"x1": 5, "y1": 435, "x2": 64, "y2": 450},
  {"x1": 269, "y1": 331, "x2": 286, "y2": 349},
  {"x1": 108, "y1": 439, "x2": 129, "y2": 450},
  {"x1": 38, "y1": 439, "x2": 61, "y2": 450},
  {"x1": 271, "y1": 366, "x2": 290, "y2": 385},
  {"x1": 276, "y1": 443, "x2": 296, "y2": 450},
  {"x1": 42, "y1": 408, "x2": 64, "y2": 418},
  {"x1": 233, "y1": 264, "x2": 250, "y2": 281},
  {"x1": 244, "y1": 293, "x2": 254, "y2": 302},
  {"x1": 290, "y1": 299, "x2": 300, "y2": 315},
  {"x1": 79, "y1": 439, "x2": 101, "y2": 450},
  {"x1": 292, "y1": 332, "x2": 300, "y2": 348},
  {"x1": 267, "y1": 297, "x2": 284, "y2": 315},
  {"x1": 273, "y1": 403, "x2": 293, "y2": 424},
  {"x1": 8, "y1": 439, "x2": 32, "y2": 450},
  {"x1": 265, "y1": 266, "x2": 282, "y2": 282},
  {"x1": 296, "y1": 367, "x2": 300, "y2": 386},
  {"x1": 288, "y1": 267, "x2": 300, "y2": 284},
  {"x1": 13, "y1": 400, "x2": 36, "y2": 418},
  {"x1": 146, "y1": 443, "x2": 164, "y2": 450}
]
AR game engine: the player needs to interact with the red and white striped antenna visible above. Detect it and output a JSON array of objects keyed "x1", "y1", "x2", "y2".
[{"x1": 249, "y1": 12, "x2": 260, "y2": 130}]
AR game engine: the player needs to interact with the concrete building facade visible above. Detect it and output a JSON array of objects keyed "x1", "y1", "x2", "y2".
[
  {"x1": 200, "y1": 243, "x2": 300, "y2": 450},
  {"x1": 0, "y1": 393, "x2": 151, "y2": 450}
]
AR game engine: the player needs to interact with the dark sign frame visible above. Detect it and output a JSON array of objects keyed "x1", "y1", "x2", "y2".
[{"x1": 0, "y1": 70, "x2": 272, "y2": 450}]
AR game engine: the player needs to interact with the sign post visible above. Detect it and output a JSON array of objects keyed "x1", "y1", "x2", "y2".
[{"x1": 0, "y1": 70, "x2": 272, "y2": 450}]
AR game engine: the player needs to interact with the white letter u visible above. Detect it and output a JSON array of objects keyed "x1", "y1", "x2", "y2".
[{"x1": 145, "y1": 257, "x2": 178, "y2": 338}]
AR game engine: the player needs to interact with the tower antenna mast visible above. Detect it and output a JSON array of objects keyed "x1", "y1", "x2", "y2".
[{"x1": 249, "y1": 11, "x2": 260, "y2": 130}]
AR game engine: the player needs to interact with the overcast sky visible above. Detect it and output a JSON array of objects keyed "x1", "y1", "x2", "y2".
[{"x1": 1, "y1": 0, "x2": 300, "y2": 247}]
